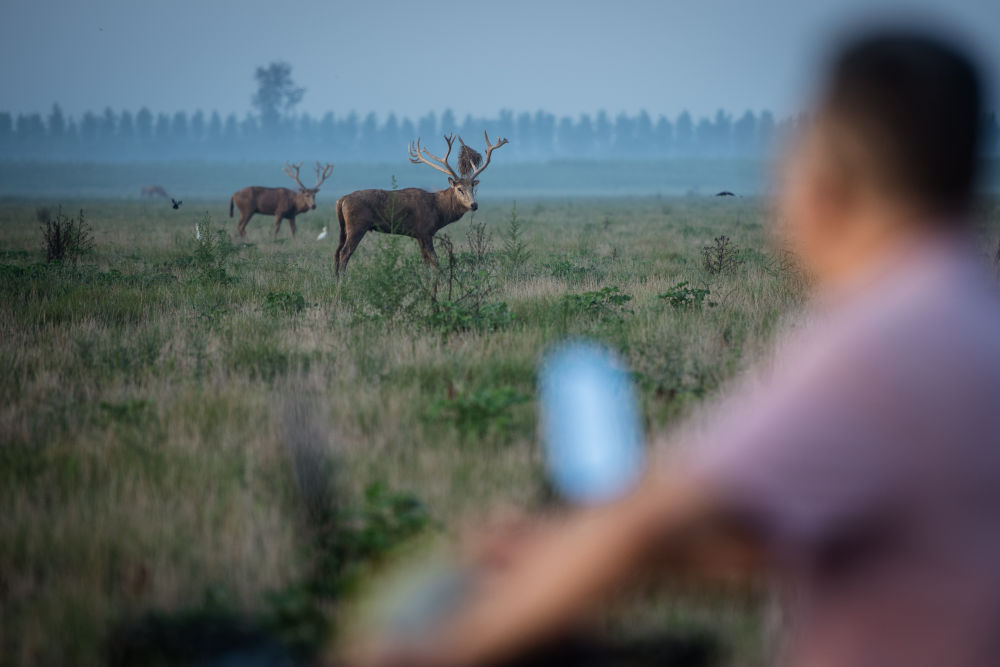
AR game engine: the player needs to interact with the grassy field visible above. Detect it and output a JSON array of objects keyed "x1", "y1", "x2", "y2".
[{"x1": 1, "y1": 194, "x2": 997, "y2": 666}]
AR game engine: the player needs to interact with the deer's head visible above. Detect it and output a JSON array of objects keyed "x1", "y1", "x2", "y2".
[
  {"x1": 409, "y1": 132, "x2": 508, "y2": 212},
  {"x1": 284, "y1": 161, "x2": 334, "y2": 210}
]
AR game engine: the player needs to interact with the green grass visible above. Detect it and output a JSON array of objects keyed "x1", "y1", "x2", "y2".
[{"x1": 1, "y1": 195, "x2": 997, "y2": 666}]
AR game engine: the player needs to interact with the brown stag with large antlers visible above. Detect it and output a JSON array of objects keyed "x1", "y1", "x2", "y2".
[
  {"x1": 230, "y1": 162, "x2": 333, "y2": 239},
  {"x1": 334, "y1": 131, "x2": 508, "y2": 273}
]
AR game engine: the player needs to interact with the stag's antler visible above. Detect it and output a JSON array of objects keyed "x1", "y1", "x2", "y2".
[
  {"x1": 470, "y1": 131, "x2": 509, "y2": 180},
  {"x1": 314, "y1": 162, "x2": 334, "y2": 189},
  {"x1": 283, "y1": 162, "x2": 308, "y2": 190},
  {"x1": 408, "y1": 134, "x2": 459, "y2": 179}
]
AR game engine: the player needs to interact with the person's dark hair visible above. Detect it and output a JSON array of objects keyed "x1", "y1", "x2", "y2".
[{"x1": 822, "y1": 30, "x2": 984, "y2": 215}]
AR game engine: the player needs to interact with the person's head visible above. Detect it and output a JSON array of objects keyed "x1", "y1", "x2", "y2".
[{"x1": 780, "y1": 30, "x2": 985, "y2": 283}]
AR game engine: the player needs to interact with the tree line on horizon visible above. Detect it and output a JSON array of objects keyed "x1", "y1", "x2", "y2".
[
  {"x1": 0, "y1": 104, "x2": 800, "y2": 163},
  {"x1": 3, "y1": 59, "x2": 997, "y2": 164}
]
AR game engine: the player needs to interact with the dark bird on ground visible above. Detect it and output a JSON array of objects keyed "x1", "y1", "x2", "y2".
[
  {"x1": 715, "y1": 191, "x2": 736, "y2": 197},
  {"x1": 171, "y1": 198, "x2": 182, "y2": 209}
]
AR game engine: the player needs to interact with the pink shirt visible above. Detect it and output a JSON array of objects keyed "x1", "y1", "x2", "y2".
[{"x1": 689, "y1": 235, "x2": 1000, "y2": 667}]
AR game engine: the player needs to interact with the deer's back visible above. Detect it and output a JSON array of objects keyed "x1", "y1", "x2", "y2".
[
  {"x1": 340, "y1": 188, "x2": 440, "y2": 233},
  {"x1": 233, "y1": 186, "x2": 295, "y2": 213}
]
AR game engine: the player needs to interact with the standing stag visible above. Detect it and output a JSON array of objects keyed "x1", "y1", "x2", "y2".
[
  {"x1": 230, "y1": 162, "x2": 333, "y2": 239},
  {"x1": 334, "y1": 131, "x2": 508, "y2": 274}
]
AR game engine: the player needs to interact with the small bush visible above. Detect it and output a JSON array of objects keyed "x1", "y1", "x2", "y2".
[
  {"x1": 261, "y1": 290, "x2": 307, "y2": 317},
  {"x1": 701, "y1": 235, "x2": 744, "y2": 275},
  {"x1": 659, "y1": 281, "x2": 713, "y2": 310},
  {"x1": 428, "y1": 386, "x2": 529, "y2": 437},
  {"x1": 500, "y1": 202, "x2": 530, "y2": 275},
  {"x1": 191, "y1": 214, "x2": 239, "y2": 285},
  {"x1": 544, "y1": 256, "x2": 589, "y2": 281},
  {"x1": 40, "y1": 207, "x2": 94, "y2": 265},
  {"x1": 560, "y1": 285, "x2": 633, "y2": 322},
  {"x1": 425, "y1": 299, "x2": 513, "y2": 335}
]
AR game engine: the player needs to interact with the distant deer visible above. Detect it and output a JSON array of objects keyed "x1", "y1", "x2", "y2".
[
  {"x1": 230, "y1": 162, "x2": 333, "y2": 239},
  {"x1": 171, "y1": 198, "x2": 183, "y2": 209},
  {"x1": 334, "y1": 131, "x2": 508, "y2": 274},
  {"x1": 141, "y1": 185, "x2": 168, "y2": 198}
]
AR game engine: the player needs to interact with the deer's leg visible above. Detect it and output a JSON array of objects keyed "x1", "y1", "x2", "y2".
[
  {"x1": 335, "y1": 230, "x2": 347, "y2": 272},
  {"x1": 337, "y1": 230, "x2": 367, "y2": 274},
  {"x1": 288, "y1": 216, "x2": 297, "y2": 237},
  {"x1": 273, "y1": 213, "x2": 284, "y2": 239},
  {"x1": 237, "y1": 212, "x2": 253, "y2": 238},
  {"x1": 418, "y1": 235, "x2": 439, "y2": 266}
]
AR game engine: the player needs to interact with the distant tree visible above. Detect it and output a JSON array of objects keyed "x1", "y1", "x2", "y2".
[
  {"x1": 136, "y1": 107, "x2": 153, "y2": 142},
  {"x1": 252, "y1": 61, "x2": 304, "y2": 135},
  {"x1": 119, "y1": 110, "x2": 134, "y2": 157},
  {"x1": 758, "y1": 109, "x2": 775, "y2": 152},
  {"x1": 496, "y1": 109, "x2": 515, "y2": 144},
  {"x1": 613, "y1": 112, "x2": 634, "y2": 157},
  {"x1": 654, "y1": 115, "x2": 673, "y2": 156},
  {"x1": 17, "y1": 113, "x2": 45, "y2": 154},
  {"x1": 0, "y1": 112, "x2": 13, "y2": 150},
  {"x1": 361, "y1": 112, "x2": 378, "y2": 154},
  {"x1": 516, "y1": 111, "x2": 532, "y2": 157},
  {"x1": 155, "y1": 113, "x2": 171, "y2": 148},
  {"x1": 400, "y1": 117, "x2": 415, "y2": 150},
  {"x1": 675, "y1": 111, "x2": 693, "y2": 155},
  {"x1": 440, "y1": 108, "x2": 457, "y2": 133},
  {"x1": 171, "y1": 111, "x2": 188, "y2": 144},
  {"x1": 695, "y1": 116, "x2": 713, "y2": 155},
  {"x1": 208, "y1": 110, "x2": 223, "y2": 145},
  {"x1": 48, "y1": 104, "x2": 66, "y2": 139},
  {"x1": 382, "y1": 112, "x2": 401, "y2": 159},
  {"x1": 557, "y1": 116, "x2": 574, "y2": 157},
  {"x1": 223, "y1": 113, "x2": 239, "y2": 156},
  {"x1": 417, "y1": 111, "x2": 437, "y2": 141},
  {"x1": 712, "y1": 109, "x2": 732, "y2": 156},
  {"x1": 190, "y1": 110, "x2": 205, "y2": 144},
  {"x1": 119, "y1": 110, "x2": 134, "y2": 140},
  {"x1": 733, "y1": 110, "x2": 756, "y2": 156},
  {"x1": 575, "y1": 113, "x2": 594, "y2": 157},
  {"x1": 223, "y1": 113, "x2": 238, "y2": 139},
  {"x1": 534, "y1": 110, "x2": 555, "y2": 157},
  {"x1": 100, "y1": 108, "x2": 117, "y2": 141},
  {"x1": 299, "y1": 112, "x2": 317, "y2": 148},
  {"x1": 319, "y1": 111, "x2": 336, "y2": 149},
  {"x1": 636, "y1": 111, "x2": 654, "y2": 157},
  {"x1": 594, "y1": 110, "x2": 612, "y2": 155},
  {"x1": 80, "y1": 111, "x2": 100, "y2": 146},
  {"x1": 338, "y1": 111, "x2": 359, "y2": 158},
  {"x1": 240, "y1": 113, "x2": 258, "y2": 141},
  {"x1": 459, "y1": 113, "x2": 478, "y2": 143}
]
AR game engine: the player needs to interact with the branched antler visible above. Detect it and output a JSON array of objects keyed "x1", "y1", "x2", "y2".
[
  {"x1": 283, "y1": 162, "x2": 308, "y2": 190},
  {"x1": 314, "y1": 162, "x2": 334, "y2": 189},
  {"x1": 470, "y1": 131, "x2": 509, "y2": 179},
  {"x1": 408, "y1": 134, "x2": 459, "y2": 179}
]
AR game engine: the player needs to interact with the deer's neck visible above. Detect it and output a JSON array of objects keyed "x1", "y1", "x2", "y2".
[{"x1": 434, "y1": 188, "x2": 468, "y2": 226}]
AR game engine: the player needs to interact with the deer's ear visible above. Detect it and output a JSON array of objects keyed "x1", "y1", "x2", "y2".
[
  {"x1": 448, "y1": 177, "x2": 456, "y2": 186},
  {"x1": 473, "y1": 179, "x2": 480, "y2": 187}
]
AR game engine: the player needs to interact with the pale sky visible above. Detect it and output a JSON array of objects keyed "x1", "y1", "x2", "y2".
[{"x1": 0, "y1": 0, "x2": 997, "y2": 122}]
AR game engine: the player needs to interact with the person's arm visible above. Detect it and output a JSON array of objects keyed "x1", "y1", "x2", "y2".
[{"x1": 351, "y1": 468, "x2": 765, "y2": 667}]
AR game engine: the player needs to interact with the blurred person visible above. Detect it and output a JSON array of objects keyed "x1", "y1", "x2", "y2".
[{"x1": 346, "y1": 29, "x2": 1000, "y2": 667}]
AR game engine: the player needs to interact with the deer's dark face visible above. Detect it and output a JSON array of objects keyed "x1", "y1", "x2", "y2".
[
  {"x1": 297, "y1": 188, "x2": 319, "y2": 210},
  {"x1": 448, "y1": 177, "x2": 480, "y2": 211}
]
